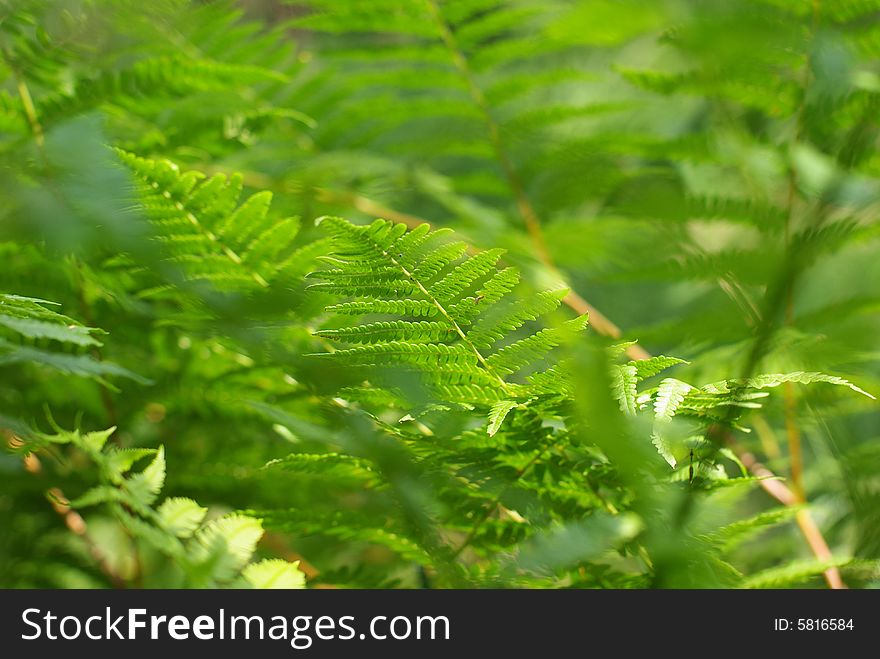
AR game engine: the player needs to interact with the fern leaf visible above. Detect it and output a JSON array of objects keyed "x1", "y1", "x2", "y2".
[
  {"x1": 264, "y1": 453, "x2": 380, "y2": 486},
  {"x1": 712, "y1": 506, "x2": 802, "y2": 551},
  {"x1": 158, "y1": 498, "x2": 209, "y2": 539},
  {"x1": 118, "y1": 151, "x2": 303, "y2": 291},
  {"x1": 467, "y1": 289, "x2": 568, "y2": 349},
  {"x1": 722, "y1": 372, "x2": 874, "y2": 400},
  {"x1": 325, "y1": 298, "x2": 439, "y2": 317},
  {"x1": 651, "y1": 432, "x2": 677, "y2": 469},
  {"x1": 309, "y1": 218, "x2": 589, "y2": 408},
  {"x1": 487, "y1": 314, "x2": 589, "y2": 375},
  {"x1": 448, "y1": 267, "x2": 520, "y2": 324},
  {"x1": 192, "y1": 514, "x2": 264, "y2": 582},
  {"x1": 126, "y1": 446, "x2": 166, "y2": 508},
  {"x1": 315, "y1": 320, "x2": 457, "y2": 344},
  {"x1": 243, "y1": 559, "x2": 306, "y2": 589},
  {"x1": 0, "y1": 339, "x2": 147, "y2": 385},
  {"x1": 432, "y1": 247, "x2": 506, "y2": 302},
  {"x1": 742, "y1": 557, "x2": 852, "y2": 589},
  {"x1": 654, "y1": 378, "x2": 694, "y2": 420},
  {"x1": 612, "y1": 364, "x2": 638, "y2": 415},
  {"x1": 630, "y1": 355, "x2": 688, "y2": 380},
  {"x1": 0, "y1": 295, "x2": 102, "y2": 346},
  {"x1": 312, "y1": 341, "x2": 477, "y2": 367},
  {"x1": 488, "y1": 400, "x2": 517, "y2": 437},
  {"x1": 650, "y1": 378, "x2": 695, "y2": 467},
  {"x1": 105, "y1": 448, "x2": 157, "y2": 481}
]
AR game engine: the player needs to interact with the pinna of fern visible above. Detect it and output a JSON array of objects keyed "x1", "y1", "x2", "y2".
[
  {"x1": 117, "y1": 150, "x2": 322, "y2": 297},
  {"x1": 0, "y1": 292, "x2": 145, "y2": 389},
  {"x1": 306, "y1": 216, "x2": 590, "y2": 432}
]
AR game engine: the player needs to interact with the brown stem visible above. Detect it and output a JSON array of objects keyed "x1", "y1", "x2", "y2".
[
  {"x1": 46, "y1": 487, "x2": 128, "y2": 588},
  {"x1": 730, "y1": 442, "x2": 845, "y2": 589},
  {"x1": 779, "y1": 0, "x2": 821, "y2": 503},
  {"x1": 783, "y1": 382, "x2": 805, "y2": 501}
]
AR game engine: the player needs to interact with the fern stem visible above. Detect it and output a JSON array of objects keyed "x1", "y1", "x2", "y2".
[
  {"x1": 423, "y1": 0, "x2": 551, "y2": 264},
  {"x1": 780, "y1": 0, "x2": 823, "y2": 504},
  {"x1": 0, "y1": 43, "x2": 44, "y2": 146},
  {"x1": 732, "y1": 443, "x2": 845, "y2": 589}
]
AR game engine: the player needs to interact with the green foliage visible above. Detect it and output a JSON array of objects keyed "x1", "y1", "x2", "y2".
[
  {"x1": 309, "y1": 216, "x2": 588, "y2": 418},
  {"x1": 13, "y1": 424, "x2": 303, "y2": 588},
  {"x1": 1, "y1": 0, "x2": 878, "y2": 590},
  {"x1": 0, "y1": 293, "x2": 144, "y2": 389},
  {"x1": 119, "y1": 150, "x2": 307, "y2": 292}
]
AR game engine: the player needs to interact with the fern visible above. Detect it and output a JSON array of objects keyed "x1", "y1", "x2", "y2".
[
  {"x1": 37, "y1": 57, "x2": 289, "y2": 130},
  {"x1": 0, "y1": 293, "x2": 145, "y2": 386},
  {"x1": 15, "y1": 425, "x2": 304, "y2": 589},
  {"x1": 742, "y1": 557, "x2": 853, "y2": 589},
  {"x1": 310, "y1": 217, "x2": 589, "y2": 423},
  {"x1": 119, "y1": 151, "x2": 311, "y2": 293},
  {"x1": 2, "y1": 0, "x2": 878, "y2": 593},
  {"x1": 710, "y1": 506, "x2": 803, "y2": 551}
]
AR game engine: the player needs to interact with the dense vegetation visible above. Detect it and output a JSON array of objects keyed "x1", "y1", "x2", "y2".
[{"x1": 2, "y1": 0, "x2": 879, "y2": 589}]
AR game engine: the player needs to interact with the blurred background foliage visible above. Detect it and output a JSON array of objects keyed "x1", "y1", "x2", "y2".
[{"x1": 1, "y1": 0, "x2": 878, "y2": 588}]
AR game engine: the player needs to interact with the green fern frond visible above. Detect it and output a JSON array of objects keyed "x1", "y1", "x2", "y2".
[
  {"x1": 649, "y1": 379, "x2": 694, "y2": 467},
  {"x1": 263, "y1": 452, "x2": 381, "y2": 486},
  {"x1": 630, "y1": 355, "x2": 687, "y2": 380},
  {"x1": 704, "y1": 372, "x2": 876, "y2": 400},
  {"x1": 0, "y1": 294, "x2": 145, "y2": 386},
  {"x1": 486, "y1": 314, "x2": 589, "y2": 376},
  {"x1": 488, "y1": 400, "x2": 518, "y2": 437},
  {"x1": 243, "y1": 559, "x2": 307, "y2": 589},
  {"x1": 36, "y1": 57, "x2": 289, "y2": 129},
  {"x1": 654, "y1": 378, "x2": 694, "y2": 420},
  {"x1": 711, "y1": 506, "x2": 802, "y2": 551},
  {"x1": 467, "y1": 289, "x2": 568, "y2": 349},
  {"x1": 742, "y1": 557, "x2": 852, "y2": 589},
  {"x1": 315, "y1": 320, "x2": 457, "y2": 344},
  {"x1": 157, "y1": 498, "x2": 209, "y2": 539},
  {"x1": 309, "y1": 217, "x2": 588, "y2": 430},
  {"x1": 611, "y1": 364, "x2": 638, "y2": 415},
  {"x1": 118, "y1": 151, "x2": 304, "y2": 291},
  {"x1": 0, "y1": 293, "x2": 103, "y2": 347}
]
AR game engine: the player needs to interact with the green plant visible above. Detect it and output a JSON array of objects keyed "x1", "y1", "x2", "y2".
[
  {"x1": 1, "y1": 0, "x2": 878, "y2": 590},
  {"x1": 15, "y1": 423, "x2": 305, "y2": 589}
]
